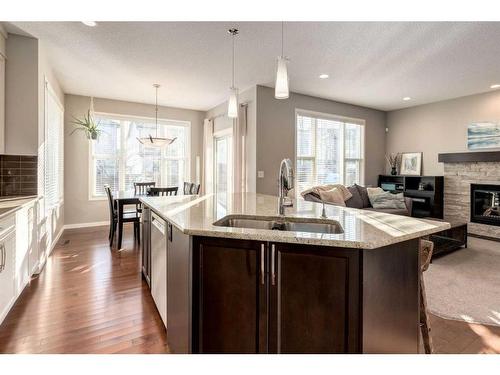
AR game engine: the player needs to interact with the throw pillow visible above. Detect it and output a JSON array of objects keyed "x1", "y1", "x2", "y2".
[
  {"x1": 318, "y1": 187, "x2": 346, "y2": 206},
  {"x1": 370, "y1": 192, "x2": 407, "y2": 210},
  {"x1": 354, "y1": 184, "x2": 371, "y2": 208},
  {"x1": 367, "y1": 187, "x2": 385, "y2": 206},
  {"x1": 345, "y1": 185, "x2": 363, "y2": 209}
]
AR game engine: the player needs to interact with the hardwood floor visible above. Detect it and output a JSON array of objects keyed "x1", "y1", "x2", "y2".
[
  {"x1": 0, "y1": 224, "x2": 498, "y2": 354},
  {"x1": 0, "y1": 225, "x2": 168, "y2": 354}
]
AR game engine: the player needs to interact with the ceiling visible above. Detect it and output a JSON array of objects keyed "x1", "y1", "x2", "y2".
[{"x1": 7, "y1": 21, "x2": 500, "y2": 112}]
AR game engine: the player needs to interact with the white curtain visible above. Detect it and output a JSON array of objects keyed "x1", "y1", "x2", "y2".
[
  {"x1": 232, "y1": 104, "x2": 247, "y2": 194},
  {"x1": 201, "y1": 118, "x2": 214, "y2": 194}
]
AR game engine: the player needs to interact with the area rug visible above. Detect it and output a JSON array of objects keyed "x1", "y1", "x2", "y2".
[{"x1": 424, "y1": 237, "x2": 500, "y2": 327}]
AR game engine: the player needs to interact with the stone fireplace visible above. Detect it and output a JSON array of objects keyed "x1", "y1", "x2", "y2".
[{"x1": 440, "y1": 151, "x2": 500, "y2": 239}]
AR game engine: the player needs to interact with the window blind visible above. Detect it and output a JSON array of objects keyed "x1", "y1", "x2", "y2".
[
  {"x1": 44, "y1": 82, "x2": 64, "y2": 211},
  {"x1": 296, "y1": 112, "x2": 364, "y2": 193},
  {"x1": 91, "y1": 114, "x2": 190, "y2": 198}
]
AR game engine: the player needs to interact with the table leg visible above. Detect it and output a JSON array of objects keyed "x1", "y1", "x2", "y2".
[{"x1": 117, "y1": 201, "x2": 124, "y2": 249}]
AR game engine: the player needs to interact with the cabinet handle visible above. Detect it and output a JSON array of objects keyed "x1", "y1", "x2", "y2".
[
  {"x1": 260, "y1": 244, "x2": 265, "y2": 285},
  {"x1": 0, "y1": 243, "x2": 5, "y2": 273},
  {"x1": 271, "y1": 244, "x2": 276, "y2": 286}
]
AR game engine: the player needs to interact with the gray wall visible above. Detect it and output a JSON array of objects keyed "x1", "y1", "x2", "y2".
[
  {"x1": 255, "y1": 85, "x2": 387, "y2": 194},
  {"x1": 64, "y1": 94, "x2": 205, "y2": 226},
  {"x1": 386, "y1": 90, "x2": 500, "y2": 176}
]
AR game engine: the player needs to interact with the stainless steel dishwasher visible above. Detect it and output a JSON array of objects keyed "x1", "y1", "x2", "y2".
[{"x1": 151, "y1": 211, "x2": 167, "y2": 328}]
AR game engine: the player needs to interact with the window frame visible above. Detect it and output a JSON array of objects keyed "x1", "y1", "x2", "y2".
[
  {"x1": 88, "y1": 112, "x2": 191, "y2": 201},
  {"x1": 294, "y1": 108, "x2": 365, "y2": 191}
]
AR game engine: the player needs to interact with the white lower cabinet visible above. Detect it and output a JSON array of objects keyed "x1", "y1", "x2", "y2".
[
  {"x1": 0, "y1": 218, "x2": 16, "y2": 323},
  {"x1": 0, "y1": 199, "x2": 38, "y2": 325}
]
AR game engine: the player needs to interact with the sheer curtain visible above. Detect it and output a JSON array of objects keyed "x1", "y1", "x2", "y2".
[
  {"x1": 201, "y1": 118, "x2": 214, "y2": 194},
  {"x1": 232, "y1": 104, "x2": 247, "y2": 193}
]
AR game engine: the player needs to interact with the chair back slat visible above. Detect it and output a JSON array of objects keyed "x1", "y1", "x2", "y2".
[
  {"x1": 134, "y1": 181, "x2": 156, "y2": 195},
  {"x1": 148, "y1": 187, "x2": 178, "y2": 196}
]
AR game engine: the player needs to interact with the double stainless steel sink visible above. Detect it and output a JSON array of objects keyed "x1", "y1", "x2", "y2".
[{"x1": 213, "y1": 215, "x2": 344, "y2": 234}]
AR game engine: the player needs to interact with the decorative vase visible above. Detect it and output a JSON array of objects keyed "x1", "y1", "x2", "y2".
[{"x1": 390, "y1": 167, "x2": 397, "y2": 175}]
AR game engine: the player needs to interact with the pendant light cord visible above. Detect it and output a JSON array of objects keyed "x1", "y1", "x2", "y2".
[
  {"x1": 154, "y1": 84, "x2": 159, "y2": 137},
  {"x1": 232, "y1": 31, "x2": 235, "y2": 88},
  {"x1": 281, "y1": 21, "x2": 284, "y2": 57}
]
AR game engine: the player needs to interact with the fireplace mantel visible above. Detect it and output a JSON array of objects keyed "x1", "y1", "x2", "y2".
[{"x1": 438, "y1": 151, "x2": 500, "y2": 163}]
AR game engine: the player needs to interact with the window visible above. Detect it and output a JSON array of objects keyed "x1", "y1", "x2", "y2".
[
  {"x1": 90, "y1": 114, "x2": 190, "y2": 198},
  {"x1": 44, "y1": 81, "x2": 64, "y2": 211},
  {"x1": 295, "y1": 110, "x2": 364, "y2": 193}
]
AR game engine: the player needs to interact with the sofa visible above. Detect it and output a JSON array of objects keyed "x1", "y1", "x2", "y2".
[{"x1": 302, "y1": 183, "x2": 413, "y2": 216}]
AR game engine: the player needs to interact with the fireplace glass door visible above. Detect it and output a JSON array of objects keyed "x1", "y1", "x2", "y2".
[{"x1": 471, "y1": 184, "x2": 500, "y2": 226}]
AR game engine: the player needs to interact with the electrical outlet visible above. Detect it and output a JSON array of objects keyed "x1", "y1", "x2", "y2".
[{"x1": 257, "y1": 171, "x2": 265, "y2": 178}]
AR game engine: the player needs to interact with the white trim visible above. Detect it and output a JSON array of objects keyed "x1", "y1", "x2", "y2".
[
  {"x1": 0, "y1": 23, "x2": 7, "y2": 39},
  {"x1": 94, "y1": 111, "x2": 191, "y2": 127},
  {"x1": 295, "y1": 108, "x2": 366, "y2": 125},
  {"x1": 63, "y1": 221, "x2": 109, "y2": 230}
]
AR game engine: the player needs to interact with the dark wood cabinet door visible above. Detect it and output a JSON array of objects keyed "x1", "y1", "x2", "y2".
[
  {"x1": 193, "y1": 237, "x2": 268, "y2": 353},
  {"x1": 268, "y1": 243, "x2": 361, "y2": 353}
]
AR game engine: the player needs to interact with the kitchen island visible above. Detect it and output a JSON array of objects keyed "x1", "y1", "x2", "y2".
[{"x1": 140, "y1": 192, "x2": 449, "y2": 354}]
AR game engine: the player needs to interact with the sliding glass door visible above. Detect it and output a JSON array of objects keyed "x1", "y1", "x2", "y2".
[{"x1": 214, "y1": 131, "x2": 233, "y2": 211}]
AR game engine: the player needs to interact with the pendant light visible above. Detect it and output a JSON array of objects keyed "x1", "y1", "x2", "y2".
[
  {"x1": 137, "y1": 84, "x2": 176, "y2": 148},
  {"x1": 227, "y1": 28, "x2": 239, "y2": 118},
  {"x1": 275, "y1": 22, "x2": 289, "y2": 99}
]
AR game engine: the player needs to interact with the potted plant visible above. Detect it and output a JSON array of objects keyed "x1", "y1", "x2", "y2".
[
  {"x1": 70, "y1": 110, "x2": 101, "y2": 140},
  {"x1": 386, "y1": 153, "x2": 401, "y2": 175}
]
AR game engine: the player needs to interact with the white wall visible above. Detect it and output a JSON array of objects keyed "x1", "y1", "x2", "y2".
[
  {"x1": 386, "y1": 90, "x2": 500, "y2": 175},
  {"x1": 64, "y1": 94, "x2": 205, "y2": 226}
]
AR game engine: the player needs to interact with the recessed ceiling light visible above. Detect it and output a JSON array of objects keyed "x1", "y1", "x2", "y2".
[
  {"x1": 403, "y1": 97, "x2": 411, "y2": 101},
  {"x1": 82, "y1": 21, "x2": 97, "y2": 27},
  {"x1": 319, "y1": 74, "x2": 329, "y2": 79},
  {"x1": 490, "y1": 84, "x2": 500, "y2": 89}
]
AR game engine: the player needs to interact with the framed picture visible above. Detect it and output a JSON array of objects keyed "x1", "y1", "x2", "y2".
[
  {"x1": 467, "y1": 122, "x2": 500, "y2": 150},
  {"x1": 400, "y1": 152, "x2": 422, "y2": 176}
]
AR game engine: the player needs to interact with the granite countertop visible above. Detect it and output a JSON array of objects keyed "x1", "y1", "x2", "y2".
[
  {"x1": 140, "y1": 193, "x2": 450, "y2": 249},
  {"x1": 0, "y1": 196, "x2": 39, "y2": 221}
]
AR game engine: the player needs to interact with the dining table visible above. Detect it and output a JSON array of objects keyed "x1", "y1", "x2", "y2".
[{"x1": 113, "y1": 190, "x2": 146, "y2": 250}]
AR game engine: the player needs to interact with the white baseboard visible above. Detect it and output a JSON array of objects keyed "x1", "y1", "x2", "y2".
[{"x1": 63, "y1": 221, "x2": 109, "y2": 230}]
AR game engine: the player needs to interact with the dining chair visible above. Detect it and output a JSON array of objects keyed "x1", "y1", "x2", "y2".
[
  {"x1": 105, "y1": 185, "x2": 141, "y2": 247},
  {"x1": 148, "y1": 187, "x2": 178, "y2": 196},
  {"x1": 183, "y1": 182, "x2": 200, "y2": 195},
  {"x1": 183, "y1": 182, "x2": 193, "y2": 195},
  {"x1": 419, "y1": 239, "x2": 434, "y2": 354},
  {"x1": 133, "y1": 182, "x2": 156, "y2": 213},
  {"x1": 190, "y1": 183, "x2": 201, "y2": 195},
  {"x1": 134, "y1": 181, "x2": 156, "y2": 195}
]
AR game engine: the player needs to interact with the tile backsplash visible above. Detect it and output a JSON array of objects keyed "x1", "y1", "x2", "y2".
[{"x1": 0, "y1": 155, "x2": 38, "y2": 197}]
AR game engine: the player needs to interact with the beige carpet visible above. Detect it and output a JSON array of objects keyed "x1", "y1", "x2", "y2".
[{"x1": 424, "y1": 237, "x2": 500, "y2": 327}]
